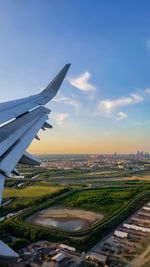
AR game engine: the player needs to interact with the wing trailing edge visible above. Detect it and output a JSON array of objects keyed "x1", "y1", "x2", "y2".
[
  {"x1": 19, "y1": 152, "x2": 40, "y2": 166},
  {"x1": 0, "y1": 174, "x2": 5, "y2": 204},
  {"x1": 0, "y1": 106, "x2": 49, "y2": 176}
]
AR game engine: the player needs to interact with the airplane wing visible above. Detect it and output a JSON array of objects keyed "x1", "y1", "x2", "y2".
[
  {"x1": 0, "y1": 64, "x2": 71, "y2": 204},
  {"x1": 0, "y1": 64, "x2": 70, "y2": 125}
]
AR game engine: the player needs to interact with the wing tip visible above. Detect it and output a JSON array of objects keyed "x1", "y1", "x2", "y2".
[{"x1": 40, "y1": 63, "x2": 71, "y2": 101}]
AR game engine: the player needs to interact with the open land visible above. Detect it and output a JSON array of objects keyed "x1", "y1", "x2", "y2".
[
  {"x1": 27, "y1": 206, "x2": 104, "y2": 232},
  {"x1": 3, "y1": 185, "x2": 63, "y2": 198},
  {"x1": 1, "y1": 154, "x2": 150, "y2": 266}
]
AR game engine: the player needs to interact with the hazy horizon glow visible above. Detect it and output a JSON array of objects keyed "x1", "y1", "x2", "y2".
[{"x1": 0, "y1": 1, "x2": 150, "y2": 154}]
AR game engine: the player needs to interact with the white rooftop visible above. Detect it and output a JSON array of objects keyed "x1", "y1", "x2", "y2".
[
  {"x1": 114, "y1": 230, "x2": 128, "y2": 238},
  {"x1": 124, "y1": 223, "x2": 150, "y2": 233},
  {"x1": 143, "y1": 207, "x2": 150, "y2": 211}
]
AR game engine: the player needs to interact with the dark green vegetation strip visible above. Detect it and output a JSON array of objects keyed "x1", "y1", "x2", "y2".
[
  {"x1": 59, "y1": 187, "x2": 142, "y2": 214},
  {"x1": 42, "y1": 168, "x2": 150, "y2": 180},
  {"x1": 2, "y1": 185, "x2": 150, "y2": 251}
]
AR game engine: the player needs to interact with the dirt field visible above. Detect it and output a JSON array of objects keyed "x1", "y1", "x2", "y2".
[
  {"x1": 124, "y1": 175, "x2": 150, "y2": 181},
  {"x1": 27, "y1": 206, "x2": 104, "y2": 232}
]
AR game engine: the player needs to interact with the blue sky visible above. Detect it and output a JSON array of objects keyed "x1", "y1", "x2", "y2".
[{"x1": 0, "y1": 0, "x2": 150, "y2": 153}]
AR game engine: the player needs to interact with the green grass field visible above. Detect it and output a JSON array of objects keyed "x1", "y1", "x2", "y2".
[
  {"x1": 0, "y1": 184, "x2": 64, "y2": 217},
  {"x1": 3, "y1": 185, "x2": 63, "y2": 198}
]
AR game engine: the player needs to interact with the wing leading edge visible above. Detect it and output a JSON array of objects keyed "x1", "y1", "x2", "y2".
[{"x1": 0, "y1": 64, "x2": 71, "y2": 204}]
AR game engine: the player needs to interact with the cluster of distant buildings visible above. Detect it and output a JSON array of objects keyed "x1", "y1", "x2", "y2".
[{"x1": 39, "y1": 152, "x2": 150, "y2": 171}]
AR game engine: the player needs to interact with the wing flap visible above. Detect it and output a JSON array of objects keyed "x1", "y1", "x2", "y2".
[
  {"x1": 0, "y1": 173, "x2": 5, "y2": 204},
  {"x1": 19, "y1": 151, "x2": 40, "y2": 165},
  {"x1": 0, "y1": 106, "x2": 50, "y2": 157},
  {"x1": 0, "y1": 111, "x2": 49, "y2": 176}
]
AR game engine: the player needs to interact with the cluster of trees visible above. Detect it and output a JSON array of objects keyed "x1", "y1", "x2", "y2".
[
  {"x1": 59, "y1": 187, "x2": 143, "y2": 214},
  {"x1": 5, "y1": 180, "x2": 21, "y2": 188},
  {"x1": 9, "y1": 238, "x2": 30, "y2": 251},
  {"x1": 0, "y1": 225, "x2": 12, "y2": 243}
]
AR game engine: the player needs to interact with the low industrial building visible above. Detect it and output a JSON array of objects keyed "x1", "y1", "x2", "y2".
[
  {"x1": 143, "y1": 207, "x2": 150, "y2": 211},
  {"x1": 86, "y1": 252, "x2": 107, "y2": 264},
  {"x1": 138, "y1": 211, "x2": 150, "y2": 217},
  {"x1": 131, "y1": 217, "x2": 150, "y2": 224},
  {"x1": 60, "y1": 243, "x2": 76, "y2": 252},
  {"x1": 114, "y1": 230, "x2": 128, "y2": 238},
  {"x1": 124, "y1": 223, "x2": 150, "y2": 232},
  {"x1": 52, "y1": 253, "x2": 65, "y2": 262}
]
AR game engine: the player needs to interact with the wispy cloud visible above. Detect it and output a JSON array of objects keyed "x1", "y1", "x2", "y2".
[
  {"x1": 53, "y1": 95, "x2": 81, "y2": 112},
  {"x1": 115, "y1": 112, "x2": 128, "y2": 120},
  {"x1": 51, "y1": 113, "x2": 70, "y2": 126},
  {"x1": 145, "y1": 88, "x2": 150, "y2": 94},
  {"x1": 98, "y1": 93, "x2": 143, "y2": 116},
  {"x1": 68, "y1": 72, "x2": 95, "y2": 92}
]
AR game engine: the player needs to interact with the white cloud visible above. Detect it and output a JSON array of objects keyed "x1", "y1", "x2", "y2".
[
  {"x1": 98, "y1": 93, "x2": 143, "y2": 115},
  {"x1": 53, "y1": 95, "x2": 80, "y2": 112},
  {"x1": 145, "y1": 88, "x2": 150, "y2": 94},
  {"x1": 115, "y1": 112, "x2": 128, "y2": 120},
  {"x1": 68, "y1": 72, "x2": 95, "y2": 91},
  {"x1": 51, "y1": 113, "x2": 70, "y2": 126}
]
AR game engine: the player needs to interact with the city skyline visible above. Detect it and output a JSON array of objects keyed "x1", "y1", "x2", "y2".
[{"x1": 0, "y1": 1, "x2": 150, "y2": 153}]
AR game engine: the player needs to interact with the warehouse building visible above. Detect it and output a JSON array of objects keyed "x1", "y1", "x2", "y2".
[
  {"x1": 86, "y1": 252, "x2": 107, "y2": 264},
  {"x1": 124, "y1": 223, "x2": 150, "y2": 232},
  {"x1": 114, "y1": 230, "x2": 128, "y2": 238},
  {"x1": 60, "y1": 244, "x2": 76, "y2": 252},
  {"x1": 131, "y1": 217, "x2": 150, "y2": 224},
  {"x1": 143, "y1": 207, "x2": 150, "y2": 211},
  {"x1": 52, "y1": 253, "x2": 65, "y2": 262}
]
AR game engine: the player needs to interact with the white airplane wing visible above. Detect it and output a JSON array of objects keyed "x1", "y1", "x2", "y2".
[
  {"x1": 0, "y1": 64, "x2": 70, "y2": 125},
  {"x1": 0, "y1": 64, "x2": 71, "y2": 204}
]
